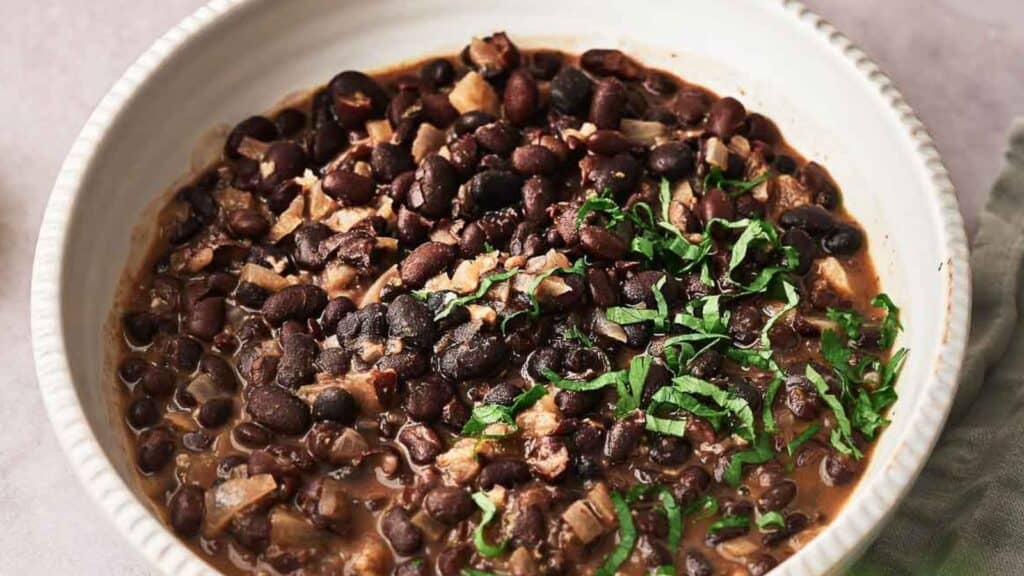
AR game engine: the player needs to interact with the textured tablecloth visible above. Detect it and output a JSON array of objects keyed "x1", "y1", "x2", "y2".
[{"x1": 854, "y1": 120, "x2": 1024, "y2": 575}]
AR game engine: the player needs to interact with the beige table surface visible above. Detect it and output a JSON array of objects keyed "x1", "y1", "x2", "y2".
[{"x1": 1, "y1": 0, "x2": 1021, "y2": 573}]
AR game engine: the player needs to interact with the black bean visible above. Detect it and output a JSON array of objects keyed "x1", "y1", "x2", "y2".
[
  {"x1": 184, "y1": 297, "x2": 225, "y2": 341},
  {"x1": 260, "y1": 141, "x2": 306, "y2": 189},
  {"x1": 585, "y1": 129, "x2": 630, "y2": 157},
  {"x1": 232, "y1": 422, "x2": 272, "y2": 448},
  {"x1": 521, "y1": 176, "x2": 553, "y2": 223},
  {"x1": 728, "y1": 303, "x2": 763, "y2": 346},
  {"x1": 585, "y1": 267, "x2": 618, "y2": 308},
  {"x1": 140, "y1": 365, "x2": 174, "y2": 397},
  {"x1": 554, "y1": 389, "x2": 596, "y2": 417},
  {"x1": 747, "y1": 554, "x2": 779, "y2": 576},
  {"x1": 123, "y1": 311, "x2": 159, "y2": 346},
  {"x1": 474, "y1": 121, "x2": 519, "y2": 155},
  {"x1": 589, "y1": 153, "x2": 641, "y2": 199},
  {"x1": 579, "y1": 226, "x2": 627, "y2": 261},
  {"x1": 387, "y1": 294, "x2": 435, "y2": 348},
  {"x1": 621, "y1": 271, "x2": 679, "y2": 308},
  {"x1": 780, "y1": 204, "x2": 836, "y2": 235},
  {"x1": 589, "y1": 77, "x2": 627, "y2": 129},
  {"x1": 320, "y1": 297, "x2": 356, "y2": 334},
  {"x1": 550, "y1": 66, "x2": 593, "y2": 115},
  {"x1": 707, "y1": 97, "x2": 747, "y2": 139},
  {"x1": 683, "y1": 549, "x2": 714, "y2": 576},
  {"x1": 261, "y1": 284, "x2": 328, "y2": 326},
  {"x1": 529, "y1": 51, "x2": 562, "y2": 80},
  {"x1": 459, "y1": 222, "x2": 487, "y2": 258},
  {"x1": 197, "y1": 397, "x2": 233, "y2": 428},
  {"x1": 395, "y1": 205, "x2": 429, "y2": 247},
  {"x1": 226, "y1": 209, "x2": 270, "y2": 239},
  {"x1": 511, "y1": 144, "x2": 558, "y2": 176},
  {"x1": 823, "y1": 223, "x2": 864, "y2": 255},
  {"x1": 504, "y1": 69, "x2": 539, "y2": 126},
  {"x1": 580, "y1": 48, "x2": 645, "y2": 80},
  {"x1": 420, "y1": 58, "x2": 455, "y2": 88},
  {"x1": 800, "y1": 161, "x2": 842, "y2": 209},
  {"x1": 688, "y1": 350, "x2": 723, "y2": 379},
  {"x1": 273, "y1": 108, "x2": 306, "y2": 137},
  {"x1": 322, "y1": 169, "x2": 374, "y2": 206},
  {"x1": 421, "y1": 92, "x2": 459, "y2": 128},
  {"x1": 697, "y1": 187, "x2": 735, "y2": 225},
  {"x1": 649, "y1": 435, "x2": 691, "y2": 465},
  {"x1": 308, "y1": 388, "x2": 356, "y2": 426},
  {"x1": 371, "y1": 142, "x2": 415, "y2": 183},
  {"x1": 245, "y1": 385, "x2": 311, "y2": 435},
  {"x1": 225, "y1": 116, "x2": 278, "y2": 159},
  {"x1": 758, "y1": 481, "x2": 797, "y2": 512},
  {"x1": 231, "y1": 513, "x2": 271, "y2": 553},
  {"x1": 328, "y1": 70, "x2": 387, "y2": 128},
  {"x1": 423, "y1": 486, "x2": 475, "y2": 525},
  {"x1": 437, "y1": 335, "x2": 506, "y2": 381},
  {"x1": 822, "y1": 451, "x2": 859, "y2": 486},
  {"x1": 400, "y1": 241, "x2": 457, "y2": 288},
  {"x1": 408, "y1": 154, "x2": 458, "y2": 218},
  {"x1": 277, "y1": 333, "x2": 318, "y2": 388},
  {"x1": 454, "y1": 111, "x2": 497, "y2": 136},
  {"x1": 467, "y1": 169, "x2": 523, "y2": 211},
  {"x1": 266, "y1": 180, "x2": 301, "y2": 213},
  {"x1": 785, "y1": 377, "x2": 824, "y2": 420},
  {"x1": 604, "y1": 418, "x2": 643, "y2": 463},
  {"x1": 396, "y1": 560, "x2": 430, "y2": 576},
  {"x1": 478, "y1": 459, "x2": 531, "y2": 489},
  {"x1": 744, "y1": 113, "x2": 781, "y2": 145},
  {"x1": 136, "y1": 427, "x2": 175, "y2": 473},
  {"x1": 782, "y1": 228, "x2": 817, "y2": 275},
  {"x1": 127, "y1": 396, "x2": 160, "y2": 429},
  {"x1": 381, "y1": 507, "x2": 423, "y2": 555},
  {"x1": 483, "y1": 382, "x2": 521, "y2": 406},
  {"x1": 405, "y1": 378, "x2": 452, "y2": 423},
  {"x1": 398, "y1": 423, "x2": 444, "y2": 464},
  {"x1": 672, "y1": 89, "x2": 711, "y2": 126},
  {"x1": 648, "y1": 141, "x2": 696, "y2": 180},
  {"x1": 119, "y1": 356, "x2": 148, "y2": 384},
  {"x1": 310, "y1": 121, "x2": 347, "y2": 165},
  {"x1": 169, "y1": 484, "x2": 205, "y2": 537}
]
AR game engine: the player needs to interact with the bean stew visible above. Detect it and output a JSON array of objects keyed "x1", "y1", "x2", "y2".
[{"x1": 114, "y1": 32, "x2": 908, "y2": 576}]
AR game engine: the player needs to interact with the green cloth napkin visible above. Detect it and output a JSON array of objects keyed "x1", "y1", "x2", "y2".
[{"x1": 854, "y1": 120, "x2": 1024, "y2": 575}]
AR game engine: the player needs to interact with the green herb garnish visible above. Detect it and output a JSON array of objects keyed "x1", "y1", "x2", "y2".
[
  {"x1": 722, "y1": 435, "x2": 774, "y2": 487},
  {"x1": 806, "y1": 365, "x2": 861, "y2": 458},
  {"x1": 672, "y1": 375, "x2": 756, "y2": 441},
  {"x1": 595, "y1": 492, "x2": 637, "y2": 576},
  {"x1": 471, "y1": 492, "x2": 507, "y2": 557},
  {"x1": 708, "y1": 514, "x2": 750, "y2": 534},
  {"x1": 826, "y1": 307, "x2": 863, "y2": 341},
  {"x1": 682, "y1": 495, "x2": 719, "y2": 520},
  {"x1": 500, "y1": 259, "x2": 585, "y2": 332},
  {"x1": 786, "y1": 422, "x2": 822, "y2": 456},
  {"x1": 871, "y1": 293, "x2": 902, "y2": 348},
  {"x1": 433, "y1": 268, "x2": 519, "y2": 321},
  {"x1": 757, "y1": 511, "x2": 786, "y2": 531},
  {"x1": 461, "y1": 385, "x2": 547, "y2": 437},
  {"x1": 704, "y1": 166, "x2": 772, "y2": 197},
  {"x1": 577, "y1": 193, "x2": 626, "y2": 229}
]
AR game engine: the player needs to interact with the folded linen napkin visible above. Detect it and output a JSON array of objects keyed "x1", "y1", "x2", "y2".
[{"x1": 854, "y1": 120, "x2": 1024, "y2": 575}]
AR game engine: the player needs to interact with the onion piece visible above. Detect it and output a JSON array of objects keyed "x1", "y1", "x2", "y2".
[{"x1": 203, "y1": 474, "x2": 277, "y2": 535}]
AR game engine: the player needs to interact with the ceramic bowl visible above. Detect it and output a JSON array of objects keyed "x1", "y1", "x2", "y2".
[{"x1": 31, "y1": 0, "x2": 970, "y2": 574}]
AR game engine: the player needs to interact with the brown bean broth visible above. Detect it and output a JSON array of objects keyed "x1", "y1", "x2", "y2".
[{"x1": 113, "y1": 39, "x2": 889, "y2": 576}]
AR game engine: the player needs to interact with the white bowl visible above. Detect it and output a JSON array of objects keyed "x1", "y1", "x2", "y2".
[{"x1": 31, "y1": 0, "x2": 970, "y2": 574}]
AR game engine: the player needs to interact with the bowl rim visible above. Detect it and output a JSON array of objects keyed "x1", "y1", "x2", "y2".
[{"x1": 30, "y1": 0, "x2": 970, "y2": 574}]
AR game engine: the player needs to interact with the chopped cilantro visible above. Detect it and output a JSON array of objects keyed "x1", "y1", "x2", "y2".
[
  {"x1": 461, "y1": 385, "x2": 547, "y2": 437},
  {"x1": 786, "y1": 422, "x2": 822, "y2": 456},
  {"x1": 434, "y1": 268, "x2": 519, "y2": 321},
  {"x1": 471, "y1": 492, "x2": 507, "y2": 557},
  {"x1": 595, "y1": 492, "x2": 637, "y2": 576}
]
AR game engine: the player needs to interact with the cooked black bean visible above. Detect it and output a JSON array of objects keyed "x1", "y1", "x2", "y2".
[
  {"x1": 586, "y1": 129, "x2": 631, "y2": 156},
  {"x1": 648, "y1": 141, "x2": 696, "y2": 180},
  {"x1": 184, "y1": 297, "x2": 225, "y2": 341},
  {"x1": 758, "y1": 481, "x2": 797, "y2": 512},
  {"x1": 468, "y1": 169, "x2": 523, "y2": 211},
  {"x1": 589, "y1": 153, "x2": 641, "y2": 199},
  {"x1": 684, "y1": 549, "x2": 714, "y2": 576},
  {"x1": 260, "y1": 285, "x2": 327, "y2": 326},
  {"x1": 785, "y1": 377, "x2": 824, "y2": 420},
  {"x1": 382, "y1": 507, "x2": 423, "y2": 555},
  {"x1": 123, "y1": 311, "x2": 159, "y2": 346},
  {"x1": 225, "y1": 116, "x2": 277, "y2": 160},
  {"x1": 400, "y1": 241, "x2": 457, "y2": 288},
  {"x1": 823, "y1": 222, "x2": 865, "y2": 255},
  {"x1": 387, "y1": 294, "x2": 435, "y2": 348},
  {"x1": 169, "y1": 485, "x2": 205, "y2": 537},
  {"x1": 474, "y1": 121, "x2": 519, "y2": 155},
  {"x1": 511, "y1": 144, "x2": 558, "y2": 176},
  {"x1": 697, "y1": 187, "x2": 735, "y2": 225},
  {"x1": 260, "y1": 141, "x2": 306, "y2": 190},
  {"x1": 245, "y1": 385, "x2": 311, "y2": 435},
  {"x1": 604, "y1": 418, "x2": 643, "y2": 463},
  {"x1": 504, "y1": 69, "x2": 539, "y2": 126},
  {"x1": 780, "y1": 204, "x2": 836, "y2": 235},
  {"x1": 226, "y1": 209, "x2": 270, "y2": 239},
  {"x1": 322, "y1": 169, "x2": 374, "y2": 206},
  {"x1": 136, "y1": 428, "x2": 175, "y2": 474},
  {"x1": 437, "y1": 335, "x2": 506, "y2": 381},
  {"x1": 549, "y1": 66, "x2": 593, "y2": 115},
  {"x1": 621, "y1": 270, "x2": 679, "y2": 308},
  {"x1": 579, "y1": 226, "x2": 627, "y2": 261},
  {"x1": 423, "y1": 487, "x2": 475, "y2": 524},
  {"x1": 405, "y1": 378, "x2": 452, "y2": 423},
  {"x1": 649, "y1": 435, "x2": 691, "y2": 465},
  {"x1": 127, "y1": 397, "x2": 160, "y2": 429},
  {"x1": 232, "y1": 422, "x2": 272, "y2": 448},
  {"x1": 822, "y1": 451, "x2": 859, "y2": 486},
  {"x1": 478, "y1": 459, "x2": 531, "y2": 489},
  {"x1": 728, "y1": 303, "x2": 763, "y2": 346},
  {"x1": 197, "y1": 397, "x2": 233, "y2": 428},
  {"x1": 277, "y1": 333, "x2": 318, "y2": 388},
  {"x1": 408, "y1": 154, "x2": 458, "y2": 218},
  {"x1": 398, "y1": 423, "x2": 444, "y2": 464},
  {"x1": 688, "y1": 350, "x2": 723, "y2": 379},
  {"x1": 707, "y1": 96, "x2": 747, "y2": 139},
  {"x1": 328, "y1": 70, "x2": 387, "y2": 128},
  {"x1": 747, "y1": 553, "x2": 779, "y2": 576},
  {"x1": 589, "y1": 77, "x2": 627, "y2": 129}
]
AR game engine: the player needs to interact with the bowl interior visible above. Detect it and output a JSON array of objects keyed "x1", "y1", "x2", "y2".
[{"x1": 51, "y1": 0, "x2": 963, "y2": 573}]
